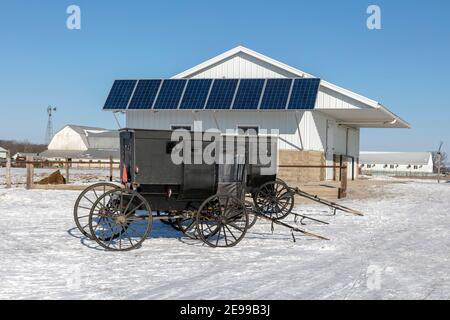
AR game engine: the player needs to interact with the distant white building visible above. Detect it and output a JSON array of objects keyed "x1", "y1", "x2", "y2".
[
  {"x1": 0, "y1": 147, "x2": 7, "y2": 160},
  {"x1": 360, "y1": 152, "x2": 434, "y2": 176},
  {"x1": 40, "y1": 125, "x2": 119, "y2": 164}
]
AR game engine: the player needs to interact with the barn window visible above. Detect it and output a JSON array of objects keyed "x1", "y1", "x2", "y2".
[
  {"x1": 414, "y1": 165, "x2": 419, "y2": 170},
  {"x1": 237, "y1": 126, "x2": 259, "y2": 136},
  {"x1": 390, "y1": 165, "x2": 395, "y2": 169}
]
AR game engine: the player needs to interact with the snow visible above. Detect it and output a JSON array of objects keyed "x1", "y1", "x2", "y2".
[{"x1": 0, "y1": 180, "x2": 450, "y2": 299}]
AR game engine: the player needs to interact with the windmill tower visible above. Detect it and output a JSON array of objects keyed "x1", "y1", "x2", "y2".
[{"x1": 45, "y1": 106, "x2": 57, "y2": 145}]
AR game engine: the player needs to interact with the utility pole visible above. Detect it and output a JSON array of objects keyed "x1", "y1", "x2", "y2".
[{"x1": 437, "y1": 141, "x2": 443, "y2": 184}]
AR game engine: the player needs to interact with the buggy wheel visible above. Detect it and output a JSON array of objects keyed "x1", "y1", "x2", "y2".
[
  {"x1": 196, "y1": 194, "x2": 249, "y2": 248},
  {"x1": 89, "y1": 189, "x2": 152, "y2": 251},
  {"x1": 73, "y1": 182, "x2": 120, "y2": 239},
  {"x1": 245, "y1": 201, "x2": 259, "y2": 230},
  {"x1": 177, "y1": 213, "x2": 198, "y2": 239},
  {"x1": 253, "y1": 180, "x2": 294, "y2": 220}
]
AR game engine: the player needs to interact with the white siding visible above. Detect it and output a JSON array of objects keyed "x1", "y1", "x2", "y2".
[
  {"x1": 48, "y1": 127, "x2": 87, "y2": 151},
  {"x1": 126, "y1": 110, "x2": 328, "y2": 152},
  {"x1": 316, "y1": 86, "x2": 371, "y2": 110},
  {"x1": 183, "y1": 52, "x2": 297, "y2": 79}
]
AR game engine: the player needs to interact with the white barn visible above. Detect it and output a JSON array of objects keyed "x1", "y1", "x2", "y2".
[
  {"x1": 40, "y1": 125, "x2": 119, "y2": 163},
  {"x1": 107, "y1": 46, "x2": 409, "y2": 182},
  {"x1": 360, "y1": 152, "x2": 434, "y2": 176}
]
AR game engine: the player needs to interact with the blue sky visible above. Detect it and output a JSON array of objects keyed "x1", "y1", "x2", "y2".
[{"x1": 0, "y1": 0, "x2": 449, "y2": 153}]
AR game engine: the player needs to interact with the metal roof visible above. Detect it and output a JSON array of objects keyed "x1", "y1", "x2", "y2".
[{"x1": 360, "y1": 152, "x2": 432, "y2": 165}]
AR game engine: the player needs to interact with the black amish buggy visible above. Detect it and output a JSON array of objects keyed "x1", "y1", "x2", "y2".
[{"x1": 74, "y1": 129, "x2": 362, "y2": 251}]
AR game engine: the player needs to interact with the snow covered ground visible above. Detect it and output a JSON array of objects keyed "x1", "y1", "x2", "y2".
[{"x1": 0, "y1": 179, "x2": 450, "y2": 300}]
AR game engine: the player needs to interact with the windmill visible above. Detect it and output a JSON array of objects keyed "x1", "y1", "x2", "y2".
[{"x1": 45, "y1": 106, "x2": 57, "y2": 145}]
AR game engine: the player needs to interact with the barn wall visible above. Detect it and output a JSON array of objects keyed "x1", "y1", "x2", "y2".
[
  {"x1": 48, "y1": 127, "x2": 87, "y2": 151},
  {"x1": 184, "y1": 52, "x2": 297, "y2": 79},
  {"x1": 126, "y1": 110, "x2": 328, "y2": 152}
]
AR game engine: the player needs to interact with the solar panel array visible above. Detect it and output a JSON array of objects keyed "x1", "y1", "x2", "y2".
[{"x1": 103, "y1": 78, "x2": 320, "y2": 110}]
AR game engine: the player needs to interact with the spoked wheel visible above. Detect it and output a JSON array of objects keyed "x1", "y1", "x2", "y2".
[
  {"x1": 253, "y1": 180, "x2": 295, "y2": 220},
  {"x1": 196, "y1": 194, "x2": 249, "y2": 248},
  {"x1": 89, "y1": 189, "x2": 152, "y2": 251},
  {"x1": 74, "y1": 182, "x2": 120, "y2": 239},
  {"x1": 177, "y1": 211, "x2": 198, "y2": 239},
  {"x1": 245, "y1": 201, "x2": 259, "y2": 230}
]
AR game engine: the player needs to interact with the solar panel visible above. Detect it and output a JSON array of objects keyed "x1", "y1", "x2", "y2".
[
  {"x1": 103, "y1": 80, "x2": 137, "y2": 109},
  {"x1": 179, "y1": 79, "x2": 212, "y2": 109},
  {"x1": 288, "y1": 78, "x2": 321, "y2": 109},
  {"x1": 128, "y1": 80, "x2": 162, "y2": 109},
  {"x1": 260, "y1": 79, "x2": 293, "y2": 109},
  {"x1": 232, "y1": 79, "x2": 265, "y2": 109},
  {"x1": 205, "y1": 79, "x2": 238, "y2": 109},
  {"x1": 153, "y1": 79, "x2": 187, "y2": 109}
]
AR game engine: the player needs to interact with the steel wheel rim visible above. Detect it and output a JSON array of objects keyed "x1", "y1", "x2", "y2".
[
  {"x1": 89, "y1": 189, "x2": 152, "y2": 251},
  {"x1": 254, "y1": 181, "x2": 294, "y2": 220},
  {"x1": 196, "y1": 195, "x2": 249, "y2": 248},
  {"x1": 74, "y1": 182, "x2": 119, "y2": 239}
]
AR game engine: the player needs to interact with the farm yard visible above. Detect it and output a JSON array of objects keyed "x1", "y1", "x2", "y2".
[{"x1": 0, "y1": 173, "x2": 450, "y2": 300}]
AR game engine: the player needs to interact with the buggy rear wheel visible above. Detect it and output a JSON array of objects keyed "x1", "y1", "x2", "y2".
[
  {"x1": 89, "y1": 189, "x2": 152, "y2": 251},
  {"x1": 74, "y1": 182, "x2": 120, "y2": 239},
  {"x1": 253, "y1": 180, "x2": 294, "y2": 220},
  {"x1": 196, "y1": 194, "x2": 249, "y2": 248}
]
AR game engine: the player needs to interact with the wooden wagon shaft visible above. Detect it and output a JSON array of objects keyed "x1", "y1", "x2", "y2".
[
  {"x1": 254, "y1": 212, "x2": 330, "y2": 241},
  {"x1": 290, "y1": 211, "x2": 329, "y2": 225},
  {"x1": 290, "y1": 187, "x2": 364, "y2": 216}
]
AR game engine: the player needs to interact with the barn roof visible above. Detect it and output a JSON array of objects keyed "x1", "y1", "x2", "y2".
[
  {"x1": 173, "y1": 46, "x2": 410, "y2": 129},
  {"x1": 103, "y1": 46, "x2": 409, "y2": 129},
  {"x1": 360, "y1": 152, "x2": 432, "y2": 165}
]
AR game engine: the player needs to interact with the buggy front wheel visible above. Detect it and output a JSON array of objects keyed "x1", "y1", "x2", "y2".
[{"x1": 253, "y1": 180, "x2": 294, "y2": 220}]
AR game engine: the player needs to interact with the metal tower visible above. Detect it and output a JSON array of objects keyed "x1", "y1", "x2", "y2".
[{"x1": 45, "y1": 106, "x2": 57, "y2": 145}]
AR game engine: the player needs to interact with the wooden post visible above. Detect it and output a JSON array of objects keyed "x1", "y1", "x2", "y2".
[
  {"x1": 65, "y1": 158, "x2": 70, "y2": 184},
  {"x1": 338, "y1": 165, "x2": 348, "y2": 199},
  {"x1": 109, "y1": 156, "x2": 113, "y2": 182},
  {"x1": 26, "y1": 156, "x2": 34, "y2": 190},
  {"x1": 6, "y1": 151, "x2": 11, "y2": 189}
]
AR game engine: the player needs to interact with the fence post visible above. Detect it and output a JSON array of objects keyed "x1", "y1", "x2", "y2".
[
  {"x1": 65, "y1": 158, "x2": 70, "y2": 184},
  {"x1": 26, "y1": 156, "x2": 34, "y2": 190},
  {"x1": 338, "y1": 165, "x2": 348, "y2": 199},
  {"x1": 6, "y1": 151, "x2": 11, "y2": 189},
  {"x1": 109, "y1": 156, "x2": 113, "y2": 182}
]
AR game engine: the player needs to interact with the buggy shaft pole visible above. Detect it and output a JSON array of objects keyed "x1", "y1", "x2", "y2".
[
  {"x1": 256, "y1": 213, "x2": 330, "y2": 241},
  {"x1": 290, "y1": 212, "x2": 329, "y2": 225},
  {"x1": 290, "y1": 187, "x2": 364, "y2": 216}
]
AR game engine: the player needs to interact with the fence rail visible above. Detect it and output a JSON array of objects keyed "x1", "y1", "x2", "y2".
[{"x1": 2, "y1": 158, "x2": 348, "y2": 198}]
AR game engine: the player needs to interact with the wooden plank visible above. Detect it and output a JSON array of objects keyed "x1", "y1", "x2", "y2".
[
  {"x1": 6, "y1": 151, "x2": 11, "y2": 188},
  {"x1": 26, "y1": 156, "x2": 34, "y2": 190}
]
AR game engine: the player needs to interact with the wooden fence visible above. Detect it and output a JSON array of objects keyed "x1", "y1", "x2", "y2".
[
  {"x1": 2, "y1": 157, "x2": 349, "y2": 198},
  {"x1": 1, "y1": 156, "x2": 120, "y2": 189}
]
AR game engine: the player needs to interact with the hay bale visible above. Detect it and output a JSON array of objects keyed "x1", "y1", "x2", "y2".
[{"x1": 36, "y1": 170, "x2": 66, "y2": 185}]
